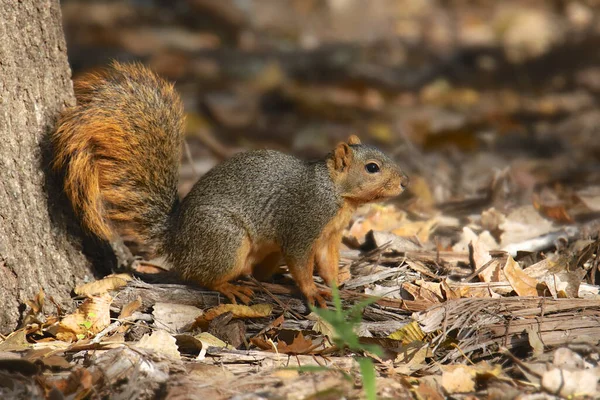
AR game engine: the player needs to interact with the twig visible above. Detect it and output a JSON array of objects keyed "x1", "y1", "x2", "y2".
[
  {"x1": 91, "y1": 312, "x2": 152, "y2": 344},
  {"x1": 248, "y1": 276, "x2": 303, "y2": 320}
]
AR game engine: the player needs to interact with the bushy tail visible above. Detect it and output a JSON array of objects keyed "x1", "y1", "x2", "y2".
[{"x1": 51, "y1": 62, "x2": 184, "y2": 253}]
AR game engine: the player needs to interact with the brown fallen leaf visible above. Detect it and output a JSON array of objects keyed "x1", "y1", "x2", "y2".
[
  {"x1": 0, "y1": 329, "x2": 31, "y2": 351},
  {"x1": 346, "y1": 204, "x2": 406, "y2": 244},
  {"x1": 471, "y1": 235, "x2": 506, "y2": 283},
  {"x1": 202, "y1": 303, "x2": 273, "y2": 321},
  {"x1": 153, "y1": 302, "x2": 203, "y2": 333},
  {"x1": 414, "y1": 381, "x2": 444, "y2": 400},
  {"x1": 56, "y1": 294, "x2": 112, "y2": 342},
  {"x1": 503, "y1": 256, "x2": 540, "y2": 296},
  {"x1": 277, "y1": 332, "x2": 318, "y2": 355},
  {"x1": 441, "y1": 362, "x2": 503, "y2": 395},
  {"x1": 367, "y1": 231, "x2": 421, "y2": 252},
  {"x1": 118, "y1": 297, "x2": 142, "y2": 323},
  {"x1": 388, "y1": 321, "x2": 425, "y2": 344},
  {"x1": 526, "y1": 326, "x2": 544, "y2": 357},
  {"x1": 443, "y1": 281, "x2": 497, "y2": 299},
  {"x1": 51, "y1": 368, "x2": 93, "y2": 397},
  {"x1": 250, "y1": 337, "x2": 275, "y2": 351},
  {"x1": 195, "y1": 332, "x2": 229, "y2": 354},
  {"x1": 23, "y1": 289, "x2": 47, "y2": 333},
  {"x1": 207, "y1": 311, "x2": 246, "y2": 348},
  {"x1": 74, "y1": 273, "x2": 133, "y2": 296},
  {"x1": 392, "y1": 218, "x2": 437, "y2": 244},
  {"x1": 38, "y1": 354, "x2": 73, "y2": 369},
  {"x1": 401, "y1": 282, "x2": 443, "y2": 306},
  {"x1": 532, "y1": 193, "x2": 574, "y2": 223},
  {"x1": 524, "y1": 255, "x2": 585, "y2": 298},
  {"x1": 24, "y1": 289, "x2": 45, "y2": 314},
  {"x1": 137, "y1": 329, "x2": 181, "y2": 360},
  {"x1": 441, "y1": 365, "x2": 476, "y2": 394}
]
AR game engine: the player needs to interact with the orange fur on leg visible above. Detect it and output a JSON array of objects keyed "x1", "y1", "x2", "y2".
[{"x1": 286, "y1": 253, "x2": 327, "y2": 308}]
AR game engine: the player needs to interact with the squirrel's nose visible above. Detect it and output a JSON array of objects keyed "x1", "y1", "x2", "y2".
[{"x1": 400, "y1": 173, "x2": 409, "y2": 189}]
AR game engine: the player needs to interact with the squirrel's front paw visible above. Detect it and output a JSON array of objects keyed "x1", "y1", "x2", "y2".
[{"x1": 213, "y1": 282, "x2": 254, "y2": 304}]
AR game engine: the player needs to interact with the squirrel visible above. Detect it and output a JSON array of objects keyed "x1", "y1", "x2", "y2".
[{"x1": 51, "y1": 61, "x2": 409, "y2": 307}]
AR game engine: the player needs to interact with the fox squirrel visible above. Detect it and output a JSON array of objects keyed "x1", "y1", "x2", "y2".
[{"x1": 52, "y1": 62, "x2": 408, "y2": 307}]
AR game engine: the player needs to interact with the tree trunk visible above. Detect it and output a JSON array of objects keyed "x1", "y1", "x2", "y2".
[{"x1": 0, "y1": 0, "x2": 94, "y2": 333}]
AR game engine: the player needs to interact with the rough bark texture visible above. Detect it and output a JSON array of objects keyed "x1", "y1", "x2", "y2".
[{"x1": 0, "y1": 1, "x2": 94, "y2": 333}]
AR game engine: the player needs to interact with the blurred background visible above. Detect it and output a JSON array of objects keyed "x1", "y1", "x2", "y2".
[{"x1": 60, "y1": 0, "x2": 600, "y2": 241}]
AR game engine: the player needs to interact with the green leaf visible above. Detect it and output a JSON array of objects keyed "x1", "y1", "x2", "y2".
[{"x1": 358, "y1": 357, "x2": 377, "y2": 400}]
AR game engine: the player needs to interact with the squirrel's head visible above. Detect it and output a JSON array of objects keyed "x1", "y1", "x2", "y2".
[{"x1": 327, "y1": 135, "x2": 409, "y2": 204}]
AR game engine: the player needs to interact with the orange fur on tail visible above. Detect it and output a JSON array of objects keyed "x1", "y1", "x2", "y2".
[{"x1": 51, "y1": 62, "x2": 185, "y2": 251}]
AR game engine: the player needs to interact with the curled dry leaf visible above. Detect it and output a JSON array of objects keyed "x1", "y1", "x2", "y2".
[
  {"x1": 74, "y1": 273, "x2": 133, "y2": 296},
  {"x1": 202, "y1": 303, "x2": 272, "y2": 321},
  {"x1": 414, "y1": 381, "x2": 444, "y2": 400},
  {"x1": 194, "y1": 332, "x2": 229, "y2": 354},
  {"x1": 503, "y1": 256, "x2": 540, "y2": 296},
  {"x1": 56, "y1": 294, "x2": 112, "y2": 342},
  {"x1": 25, "y1": 289, "x2": 45, "y2": 314},
  {"x1": 524, "y1": 256, "x2": 585, "y2": 298},
  {"x1": 525, "y1": 326, "x2": 544, "y2": 357},
  {"x1": 368, "y1": 231, "x2": 421, "y2": 252},
  {"x1": 118, "y1": 297, "x2": 142, "y2": 320},
  {"x1": 412, "y1": 280, "x2": 445, "y2": 303},
  {"x1": 471, "y1": 234, "x2": 505, "y2": 283}
]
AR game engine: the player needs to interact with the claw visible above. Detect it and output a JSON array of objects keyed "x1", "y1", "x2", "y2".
[
  {"x1": 307, "y1": 288, "x2": 331, "y2": 308},
  {"x1": 213, "y1": 282, "x2": 254, "y2": 304}
]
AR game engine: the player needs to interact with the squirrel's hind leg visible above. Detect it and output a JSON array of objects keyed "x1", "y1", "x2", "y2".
[
  {"x1": 171, "y1": 214, "x2": 255, "y2": 304},
  {"x1": 208, "y1": 234, "x2": 255, "y2": 304}
]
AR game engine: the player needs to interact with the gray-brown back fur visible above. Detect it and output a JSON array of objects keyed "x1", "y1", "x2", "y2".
[{"x1": 164, "y1": 150, "x2": 341, "y2": 280}]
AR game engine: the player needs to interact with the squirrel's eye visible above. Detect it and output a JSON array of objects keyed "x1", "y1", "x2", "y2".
[{"x1": 365, "y1": 163, "x2": 380, "y2": 173}]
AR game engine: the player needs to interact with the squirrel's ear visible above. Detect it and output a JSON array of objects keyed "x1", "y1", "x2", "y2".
[
  {"x1": 347, "y1": 135, "x2": 361, "y2": 145},
  {"x1": 333, "y1": 142, "x2": 353, "y2": 172}
]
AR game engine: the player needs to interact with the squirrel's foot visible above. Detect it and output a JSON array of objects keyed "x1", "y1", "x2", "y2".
[
  {"x1": 213, "y1": 282, "x2": 254, "y2": 304},
  {"x1": 307, "y1": 288, "x2": 331, "y2": 308}
]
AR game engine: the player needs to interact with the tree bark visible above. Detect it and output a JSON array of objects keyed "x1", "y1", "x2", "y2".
[{"x1": 0, "y1": 0, "x2": 94, "y2": 332}]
